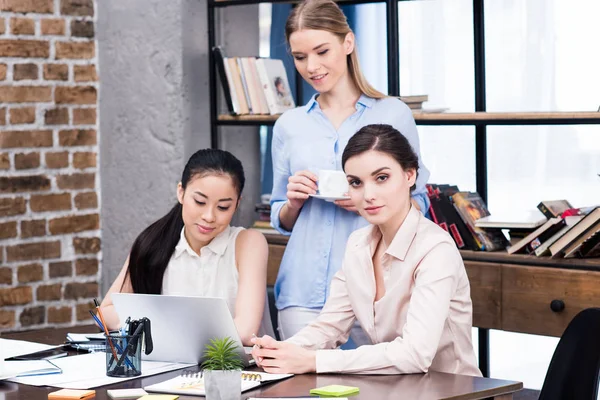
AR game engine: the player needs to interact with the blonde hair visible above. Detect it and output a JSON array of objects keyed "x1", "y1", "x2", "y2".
[{"x1": 285, "y1": 0, "x2": 386, "y2": 99}]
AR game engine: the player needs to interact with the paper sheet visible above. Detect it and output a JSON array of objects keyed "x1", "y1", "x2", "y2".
[
  {"x1": 9, "y1": 352, "x2": 193, "y2": 389},
  {"x1": 0, "y1": 338, "x2": 56, "y2": 359}
]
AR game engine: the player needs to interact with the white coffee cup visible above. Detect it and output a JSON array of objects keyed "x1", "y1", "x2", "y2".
[{"x1": 318, "y1": 170, "x2": 348, "y2": 197}]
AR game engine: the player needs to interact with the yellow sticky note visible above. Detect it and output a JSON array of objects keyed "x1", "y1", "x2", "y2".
[
  {"x1": 137, "y1": 396, "x2": 179, "y2": 400},
  {"x1": 310, "y1": 384, "x2": 359, "y2": 397}
]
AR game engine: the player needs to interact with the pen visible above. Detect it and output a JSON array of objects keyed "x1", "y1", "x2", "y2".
[
  {"x1": 95, "y1": 304, "x2": 119, "y2": 362},
  {"x1": 116, "y1": 322, "x2": 144, "y2": 368},
  {"x1": 89, "y1": 310, "x2": 104, "y2": 330}
]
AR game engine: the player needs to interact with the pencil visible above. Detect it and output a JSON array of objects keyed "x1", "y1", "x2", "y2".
[{"x1": 96, "y1": 305, "x2": 119, "y2": 361}]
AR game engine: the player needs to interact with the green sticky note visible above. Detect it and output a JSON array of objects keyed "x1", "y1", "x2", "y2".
[{"x1": 310, "y1": 384, "x2": 360, "y2": 397}]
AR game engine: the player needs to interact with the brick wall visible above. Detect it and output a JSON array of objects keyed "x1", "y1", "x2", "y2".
[{"x1": 0, "y1": 0, "x2": 100, "y2": 331}]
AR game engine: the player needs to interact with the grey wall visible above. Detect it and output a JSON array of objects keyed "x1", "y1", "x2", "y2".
[{"x1": 98, "y1": 1, "x2": 260, "y2": 294}]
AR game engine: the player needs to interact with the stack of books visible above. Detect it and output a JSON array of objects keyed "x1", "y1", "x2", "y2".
[
  {"x1": 399, "y1": 95, "x2": 428, "y2": 110},
  {"x1": 426, "y1": 184, "x2": 508, "y2": 252},
  {"x1": 502, "y1": 201, "x2": 600, "y2": 258},
  {"x1": 213, "y1": 47, "x2": 295, "y2": 116},
  {"x1": 472, "y1": 199, "x2": 600, "y2": 259}
]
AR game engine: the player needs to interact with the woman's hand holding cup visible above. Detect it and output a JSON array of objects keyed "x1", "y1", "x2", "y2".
[{"x1": 286, "y1": 170, "x2": 318, "y2": 210}]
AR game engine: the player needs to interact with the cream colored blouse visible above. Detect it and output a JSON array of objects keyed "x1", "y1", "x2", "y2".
[
  {"x1": 162, "y1": 226, "x2": 274, "y2": 337},
  {"x1": 287, "y1": 207, "x2": 481, "y2": 376}
]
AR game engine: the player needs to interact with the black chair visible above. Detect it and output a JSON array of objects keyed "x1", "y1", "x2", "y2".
[{"x1": 538, "y1": 308, "x2": 600, "y2": 400}]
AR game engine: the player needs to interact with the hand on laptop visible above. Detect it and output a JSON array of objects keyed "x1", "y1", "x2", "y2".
[{"x1": 251, "y1": 335, "x2": 316, "y2": 374}]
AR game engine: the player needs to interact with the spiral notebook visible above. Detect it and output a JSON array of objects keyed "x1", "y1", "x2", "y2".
[{"x1": 144, "y1": 370, "x2": 293, "y2": 396}]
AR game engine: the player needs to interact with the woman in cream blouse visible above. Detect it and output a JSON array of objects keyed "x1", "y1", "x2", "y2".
[{"x1": 252, "y1": 124, "x2": 481, "y2": 376}]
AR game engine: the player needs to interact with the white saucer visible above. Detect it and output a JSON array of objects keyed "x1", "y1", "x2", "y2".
[{"x1": 309, "y1": 194, "x2": 350, "y2": 202}]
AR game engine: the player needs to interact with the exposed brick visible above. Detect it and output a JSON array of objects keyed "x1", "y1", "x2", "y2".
[
  {"x1": 71, "y1": 20, "x2": 94, "y2": 38},
  {"x1": 30, "y1": 193, "x2": 71, "y2": 212},
  {"x1": 73, "y1": 237, "x2": 100, "y2": 254},
  {"x1": 0, "y1": 153, "x2": 8, "y2": 169},
  {"x1": 0, "y1": 221, "x2": 17, "y2": 239},
  {"x1": 74, "y1": 192, "x2": 97, "y2": 209},
  {"x1": 20, "y1": 306, "x2": 45, "y2": 327},
  {"x1": 64, "y1": 282, "x2": 97, "y2": 300},
  {"x1": 0, "y1": 87, "x2": 51, "y2": 103},
  {"x1": 76, "y1": 258, "x2": 97, "y2": 276},
  {"x1": 10, "y1": 107, "x2": 36, "y2": 124},
  {"x1": 13, "y1": 63, "x2": 38, "y2": 81},
  {"x1": 41, "y1": 19, "x2": 65, "y2": 36},
  {"x1": 49, "y1": 261, "x2": 71, "y2": 278},
  {"x1": 56, "y1": 41, "x2": 94, "y2": 60},
  {"x1": 0, "y1": 197, "x2": 26, "y2": 217},
  {"x1": 0, "y1": 310, "x2": 15, "y2": 329},
  {"x1": 37, "y1": 283, "x2": 61, "y2": 301},
  {"x1": 0, "y1": 175, "x2": 50, "y2": 193},
  {"x1": 74, "y1": 65, "x2": 97, "y2": 82},
  {"x1": 45, "y1": 108, "x2": 69, "y2": 125},
  {"x1": 0, "y1": 130, "x2": 52, "y2": 149},
  {"x1": 55, "y1": 86, "x2": 96, "y2": 104},
  {"x1": 57, "y1": 173, "x2": 94, "y2": 189},
  {"x1": 17, "y1": 263, "x2": 43, "y2": 283},
  {"x1": 45, "y1": 151, "x2": 69, "y2": 169},
  {"x1": 73, "y1": 108, "x2": 96, "y2": 125},
  {"x1": 0, "y1": 108, "x2": 4, "y2": 125},
  {"x1": 43, "y1": 63, "x2": 68, "y2": 81},
  {"x1": 0, "y1": 18, "x2": 4, "y2": 35},
  {"x1": 0, "y1": 267, "x2": 11, "y2": 284},
  {"x1": 49, "y1": 213, "x2": 99, "y2": 235},
  {"x1": 10, "y1": 18, "x2": 35, "y2": 36},
  {"x1": 6, "y1": 241, "x2": 60, "y2": 262},
  {"x1": 48, "y1": 306, "x2": 72, "y2": 324},
  {"x1": 14, "y1": 152, "x2": 40, "y2": 169},
  {"x1": 0, "y1": 64, "x2": 6, "y2": 80},
  {"x1": 73, "y1": 151, "x2": 95, "y2": 169},
  {"x1": 61, "y1": 0, "x2": 94, "y2": 16},
  {"x1": 76, "y1": 300, "x2": 94, "y2": 321},
  {"x1": 0, "y1": 40, "x2": 49, "y2": 58},
  {"x1": 0, "y1": 0, "x2": 54, "y2": 13},
  {"x1": 59, "y1": 129, "x2": 96, "y2": 146},
  {"x1": 21, "y1": 219, "x2": 46, "y2": 238},
  {"x1": 0, "y1": 286, "x2": 32, "y2": 306}
]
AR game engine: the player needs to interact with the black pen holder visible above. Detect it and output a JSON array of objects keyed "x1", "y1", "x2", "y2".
[{"x1": 105, "y1": 334, "x2": 142, "y2": 377}]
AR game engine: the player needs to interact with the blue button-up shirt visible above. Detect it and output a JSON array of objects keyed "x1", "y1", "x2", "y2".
[{"x1": 270, "y1": 94, "x2": 431, "y2": 310}]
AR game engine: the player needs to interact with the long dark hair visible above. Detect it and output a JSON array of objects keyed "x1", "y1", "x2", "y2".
[
  {"x1": 126, "y1": 149, "x2": 245, "y2": 294},
  {"x1": 342, "y1": 124, "x2": 419, "y2": 191}
]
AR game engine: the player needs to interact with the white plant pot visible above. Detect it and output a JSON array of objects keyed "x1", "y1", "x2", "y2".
[{"x1": 204, "y1": 370, "x2": 242, "y2": 400}]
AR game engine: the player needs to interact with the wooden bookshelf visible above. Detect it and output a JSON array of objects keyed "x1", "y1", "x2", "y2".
[
  {"x1": 217, "y1": 111, "x2": 600, "y2": 126},
  {"x1": 263, "y1": 232, "x2": 600, "y2": 270}
]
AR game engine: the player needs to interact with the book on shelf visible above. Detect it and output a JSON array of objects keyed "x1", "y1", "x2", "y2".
[
  {"x1": 452, "y1": 191, "x2": 508, "y2": 251},
  {"x1": 474, "y1": 211, "x2": 547, "y2": 230},
  {"x1": 563, "y1": 220, "x2": 600, "y2": 258},
  {"x1": 550, "y1": 207, "x2": 600, "y2": 258},
  {"x1": 537, "y1": 199, "x2": 573, "y2": 219},
  {"x1": 213, "y1": 47, "x2": 295, "y2": 116},
  {"x1": 507, "y1": 217, "x2": 564, "y2": 255},
  {"x1": 426, "y1": 184, "x2": 479, "y2": 251}
]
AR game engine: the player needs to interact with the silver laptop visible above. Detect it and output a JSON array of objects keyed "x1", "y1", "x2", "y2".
[{"x1": 111, "y1": 293, "x2": 253, "y2": 365}]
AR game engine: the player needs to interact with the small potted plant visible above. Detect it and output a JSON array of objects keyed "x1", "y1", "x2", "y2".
[{"x1": 202, "y1": 337, "x2": 244, "y2": 400}]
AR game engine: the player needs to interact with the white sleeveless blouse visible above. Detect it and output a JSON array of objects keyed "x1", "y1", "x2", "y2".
[{"x1": 162, "y1": 226, "x2": 274, "y2": 337}]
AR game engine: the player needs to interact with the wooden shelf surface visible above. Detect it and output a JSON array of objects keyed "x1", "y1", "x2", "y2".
[
  {"x1": 263, "y1": 232, "x2": 600, "y2": 270},
  {"x1": 217, "y1": 111, "x2": 600, "y2": 126}
]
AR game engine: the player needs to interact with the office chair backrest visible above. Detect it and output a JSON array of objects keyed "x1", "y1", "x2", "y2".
[{"x1": 538, "y1": 308, "x2": 600, "y2": 400}]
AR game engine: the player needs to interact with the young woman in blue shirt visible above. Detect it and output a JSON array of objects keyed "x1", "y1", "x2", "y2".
[{"x1": 270, "y1": 0, "x2": 431, "y2": 342}]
